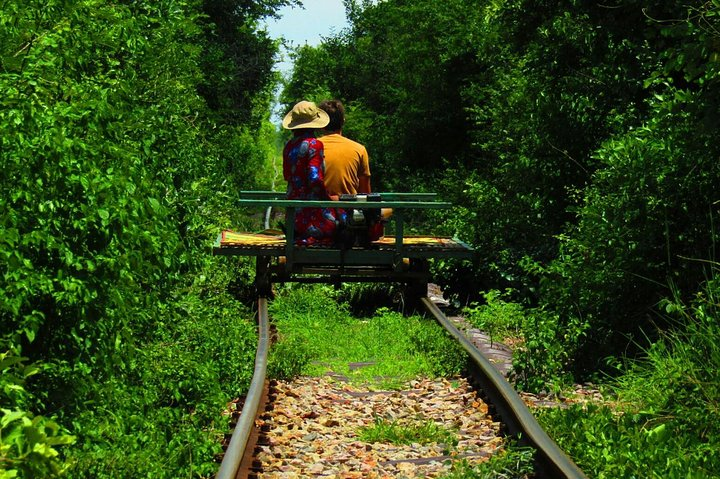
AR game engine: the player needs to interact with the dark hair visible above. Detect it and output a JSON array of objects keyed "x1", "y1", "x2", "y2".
[{"x1": 318, "y1": 99, "x2": 345, "y2": 131}]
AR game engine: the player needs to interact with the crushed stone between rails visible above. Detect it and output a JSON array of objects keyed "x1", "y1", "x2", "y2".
[{"x1": 255, "y1": 376, "x2": 502, "y2": 478}]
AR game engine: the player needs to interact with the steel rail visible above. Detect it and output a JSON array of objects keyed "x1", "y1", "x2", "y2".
[
  {"x1": 216, "y1": 297, "x2": 269, "y2": 479},
  {"x1": 421, "y1": 297, "x2": 588, "y2": 479}
]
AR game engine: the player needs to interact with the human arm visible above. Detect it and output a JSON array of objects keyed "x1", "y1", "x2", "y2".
[
  {"x1": 306, "y1": 139, "x2": 333, "y2": 199},
  {"x1": 358, "y1": 175, "x2": 371, "y2": 194},
  {"x1": 358, "y1": 144, "x2": 372, "y2": 193}
]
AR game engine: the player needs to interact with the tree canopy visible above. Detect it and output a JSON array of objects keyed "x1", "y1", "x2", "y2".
[
  {"x1": 1, "y1": 0, "x2": 288, "y2": 476},
  {"x1": 283, "y1": 0, "x2": 720, "y2": 377}
]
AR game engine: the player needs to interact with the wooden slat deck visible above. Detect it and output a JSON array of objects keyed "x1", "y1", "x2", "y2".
[{"x1": 213, "y1": 230, "x2": 474, "y2": 260}]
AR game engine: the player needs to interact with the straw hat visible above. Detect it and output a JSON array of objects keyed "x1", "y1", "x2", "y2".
[{"x1": 282, "y1": 101, "x2": 330, "y2": 130}]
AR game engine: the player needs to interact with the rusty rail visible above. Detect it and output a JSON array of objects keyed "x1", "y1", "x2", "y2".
[
  {"x1": 215, "y1": 295, "x2": 587, "y2": 478},
  {"x1": 421, "y1": 297, "x2": 588, "y2": 479},
  {"x1": 216, "y1": 297, "x2": 269, "y2": 479}
]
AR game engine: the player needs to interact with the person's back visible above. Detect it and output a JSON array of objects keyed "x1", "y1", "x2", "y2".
[
  {"x1": 318, "y1": 100, "x2": 371, "y2": 196},
  {"x1": 321, "y1": 133, "x2": 370, "y2": 196},
  {"x1": 320, "y1": 99, "x2": 390, "y2": 243}
]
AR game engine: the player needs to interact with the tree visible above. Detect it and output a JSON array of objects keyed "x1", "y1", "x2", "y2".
[{"x1": 1, "y1": 0, "x2": 287, "y2": 475}]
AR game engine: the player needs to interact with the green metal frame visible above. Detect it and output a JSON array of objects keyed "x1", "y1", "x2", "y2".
[
  {"x1": 237, "y1": 190, "x2": 439, "y2": 201},
  {"x1": 214, "y1": 191, "x2": 474, "y2": 291}
]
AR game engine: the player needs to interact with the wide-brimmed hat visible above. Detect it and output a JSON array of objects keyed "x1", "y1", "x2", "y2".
[{"x1": 282, "y1": 101, "x2": 330, "y2": 130}]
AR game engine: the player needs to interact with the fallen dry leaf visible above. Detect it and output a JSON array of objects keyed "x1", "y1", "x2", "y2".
[{"x1": 255, "y1": 376, "x2": 502, "y2": 478}]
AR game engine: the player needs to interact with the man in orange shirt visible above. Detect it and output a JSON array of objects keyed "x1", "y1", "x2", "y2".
[
  {"x1": 319, "y1": 100, "x2": 390, "y2": 242},
  {"x1": 318, "y1": 100, "x2": 372, "y2": 196}
]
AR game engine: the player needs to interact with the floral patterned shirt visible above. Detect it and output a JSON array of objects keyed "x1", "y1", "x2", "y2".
[{"x1": 283, "y1": 133, "x2": 345, "y2": 245}]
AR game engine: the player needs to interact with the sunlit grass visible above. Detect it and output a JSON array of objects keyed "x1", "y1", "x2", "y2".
[
  {"x1": 358, "y1": 416, "x2": 458, "y2": 449},
  {"x1": 535, "y1": 277, "x2": 720, "y2": 478},
  {"x1": 267, "y1": 285, "x2": 466, "y2": 386},
  {"x1": 438, "y1": 444, "x2": 535, "y2": 479}
]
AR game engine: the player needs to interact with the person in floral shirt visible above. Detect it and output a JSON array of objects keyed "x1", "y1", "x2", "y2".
[{"x1": 282, "y1": 101, "x2": 346, "y2": 245}]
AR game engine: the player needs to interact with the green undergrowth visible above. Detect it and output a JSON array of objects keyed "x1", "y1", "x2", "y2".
[
  {"x1": 463, "y1": 289, "x2": 582, "y2": 393},
  {"x1": 463, "y1": 289, "x2": 525, "y2": 343},
  {"x1": 537, "y1": 402, "x2": 718, "y2": 479},
  {"x1": 267, "y1": 285, "x2": 466, "y2": 387},
  {"x1": 439, "y1": 442, "x2": 535, "y2": 479},
  {"x1": 0, "y1": 258, "x2": 258, "y2": 479},
  {"x1": 443, "y1": 277, "x2": 720, "y2": 478},
  {"x1": 359, "y1": 416, "x2": 458, "y2": 450},
  {"x1": 535, "y1": 276, "x2": 720, "y2": 478},
  {"x1": 57, "y1": 259, "x2": 258, "y2": 479}
]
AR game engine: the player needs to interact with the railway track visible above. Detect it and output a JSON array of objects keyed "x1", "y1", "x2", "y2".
[{"x1": 215, "y1": 295, "x2": 588, "y2": 479}]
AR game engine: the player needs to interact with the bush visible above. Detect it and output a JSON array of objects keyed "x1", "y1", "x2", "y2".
[
  {"x1": 538, "y1": 402, "x2": 719, "y2": 479},
  {"x1": 463, "y1": 290, "x2": 525, "y2": 342},
  {"x1": 536, "y1": 272, "x2": 720, "y2": 478},
  {"x1": 532, "y1": 105, "x2": 720, "y2": 376},
  {"x1": 512, "y1": 308, "x2": 589, "y2": 392},
  {"x1": 0, "y1": 351, "x2": 75, "y2": 479},
  {"x1": 62, "y1": 283, "x2": 257, "y2": 478},
  {"x1": 1, "y1": 1, "x2": 281, "y2": 476}
]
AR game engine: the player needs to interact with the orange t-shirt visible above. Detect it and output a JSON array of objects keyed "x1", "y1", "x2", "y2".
[{"x1": 320, "y1": 133, "x2": 370, "y2": 195}]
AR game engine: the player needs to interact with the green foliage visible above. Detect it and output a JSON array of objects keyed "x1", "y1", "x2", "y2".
[
  {"x1": 199, "y1": 0, "x2": 294, "y2": 126},
  {"x1": 62, "y1": 268, "x2": 257, "y2": 478},
  {"x1": 281, "y1": 44, "x2": 335, "y2": 105},
  {"x1": 512, "y1": 308, "x2": 588, "y2": 392},
  {"x1": 283, "y1": 0, "x2": 482, "y2": 190},
  {"x1": 1, "y1": 0, "x2": 285, "y2": 476},
  {"x1": 267, "y1": 335, "x2": 313, "y2": 381},
  {"x1": 537, "y1": 273, "x2": 720, "y2": 478},
  {"x1": 358, "y1": 416, "x2": 458, "y2": 448},
  {"x1": 0, "y1": 409, "x2": 75, "y2": 479},
  {"x1": 440, "y1": 442, "x2": 535, "y2": 479},
  {"x1": 538, "y1": 403, "x2": 719, "y2": 479},
  {"x1": 408, "y1": 316, "x2": 468, "y2": 378},
  {"x1": 462, "y1": 291, "x2": 588, "y2": 391},
  {"x1": 287, "y1": 0, "x2": 720, "y2": 386},
  {"x1": 2, "y1": 0, "x2": 189, "y2": 365},
  {"x1": 463, "y1": 290, "x2": 525, "y2": 341},
  {"x1": 445, "y1": 1, "x2": 678, "y2": 296},
  {"x1": 0, "y1": 352, "x2": 75, "y2": 479},
  {"x1": 0, "y1": 352, "x2": 38, "y2": 407},
  {"x1": 529, "y1": 89, "x2": 720, "y2": 372},
  {"x1": 616, "y1": 273, "x2": 720, "y2": 446},
  {"x1": 3, "y1": 0, "x2": 719, "y2": 475}
]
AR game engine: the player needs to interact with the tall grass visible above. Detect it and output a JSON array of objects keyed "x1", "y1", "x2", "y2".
[{"x1": 537, "y1": 272, "x2": 720, "y2": 478}]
